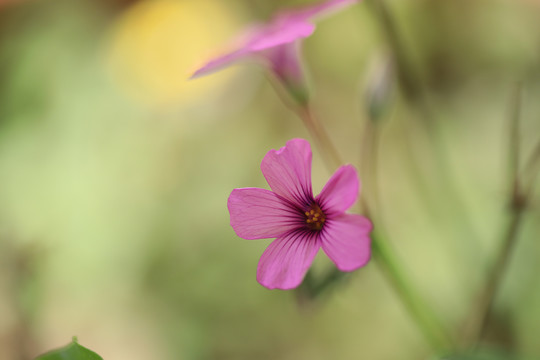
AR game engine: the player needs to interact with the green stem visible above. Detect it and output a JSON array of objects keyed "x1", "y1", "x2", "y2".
[
  {"x1": 460, "y1": 83, "x2": 527, "y2": 348},
  {"x1": 372, "y1": 230, "x2": 453, "y2": 352},
  {"x1": 369, "y1": 0, "x2": 482, "y2": 244},
  {"x1": 522, "y1": 138, "x2": 540, "y2": 197},
  {"x1": 510, "y1": 85, "x2": 522, "y2": 186},
  {"x1": 360, "y1": 118, "x2": 381, "y2": 215},
  {"x1": 293, "y1": 104, "x2": 453, "y2": 353},
  {"x1": 461, "y1": 205, "x2": 526, "y2": 348},
  {"x1": 369, "y1": 0, "x2": 424, "y2": 105},
  {"x1": 363, "y1": 116, "x2": 452, "y2": 351},
  {"x1": 296, "y1": 105, "x2": 342, "y2": 172}
]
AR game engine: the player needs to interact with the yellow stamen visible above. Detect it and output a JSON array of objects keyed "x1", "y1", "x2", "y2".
[{"x1": 304, "y1": 203, "x2": 326, "y2": 230}]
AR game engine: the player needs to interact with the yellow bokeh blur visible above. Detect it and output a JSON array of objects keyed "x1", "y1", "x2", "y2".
[{"x1": 106, "y1": 0, "x2": 243, "y2": 107}]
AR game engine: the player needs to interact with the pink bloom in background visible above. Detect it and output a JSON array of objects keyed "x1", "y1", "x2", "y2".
[
  {"x1": 228, "y1": 139, "x2": 372, "y2": 290},
  {"x1": 191, "y1": 0, "x2": 358, "y2": 101}
]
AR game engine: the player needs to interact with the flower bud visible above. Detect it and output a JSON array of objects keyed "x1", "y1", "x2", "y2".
[{"x1": 364, "y1": 54, "x2": 395, "y2": 123}]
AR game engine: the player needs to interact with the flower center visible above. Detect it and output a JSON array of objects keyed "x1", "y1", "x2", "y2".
[{"x1": 304, "y1": 204, "x2": 326, "y2": 231}]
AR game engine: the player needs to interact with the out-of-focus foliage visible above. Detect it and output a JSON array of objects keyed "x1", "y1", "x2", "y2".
[{"x1": 0, "y1": 0, "x2": 539, "y2": 359}]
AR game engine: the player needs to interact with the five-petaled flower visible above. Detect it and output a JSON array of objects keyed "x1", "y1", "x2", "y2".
[
  {"x1": 191, "y1": 0, "x2": 358, "y2": 103},
  {"x1": 228, "y1": 138, "x2": 372, "y2": 290}
]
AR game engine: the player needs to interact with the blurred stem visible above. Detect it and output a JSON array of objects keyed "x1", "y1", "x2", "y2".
[
  {"x1": 293, "y1": 103, "x2": 453, "y2": 353},
  {"x1": 370, "y1": 0, "x2": 426, "y2": 105},
  {"x1": 368, "y1": 0, "x2": 482, "y2": 247},
  {"x1": 461, "y1": 84, "x2": 527, "y2": 348},
  {"x1": 372, "y1": 230, "x2": 453, "y2": 352},
  {"x1": 295, "y1": 105, "x2": 343, "y2": 171},
  {"x1": 509, "y1": 84, "x2": 522, "y2": 197},
  {"x1": 362, "y1": 119, "x2": 452, "y2": 352},
  {"x1": 522, "y1": 137, "x2": 540, "y2": 197},
  {"x1": 360, "y1": 119, "x2": 381, "y2": 215},
  {"x1": 462, "y1": 205, "x2": 527, "y2": 348}
]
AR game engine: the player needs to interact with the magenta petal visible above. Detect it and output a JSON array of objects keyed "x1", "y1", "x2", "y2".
[
  {"x1": 316, "y1": 165, "x2": 359, "y2": 215},
  {"x1": 260, "y1": 138, "x2": 313, "y2": 206},
  {"x1": 190, "y1": 49, "x2": 249, "y2": 79},
  {"x1": 263, "y1": 41, "x2": 305, "y2": 86},
  {"x1": 228, "y1": 188, "x2": 302, "y2": 240},
  {"x1": 191, "y1": 19, "x2": 314, "y2": 80},
  {"x1": 257, "y1": 231, "x2": 320, "y2": 289},
  {"x1": 321, "y1": 214, "x2": 372, "y2": 271},
  {"x1": 247, "y1": 20, "x2": 315, "y2": 51},
  {"x1": 191, "y1": 0, "x2": 358, "y2": 80}
]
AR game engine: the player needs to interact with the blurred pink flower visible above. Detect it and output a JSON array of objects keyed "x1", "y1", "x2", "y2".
[
  {"x1": 191, "y1": 0, "x2": 358, "y2": 102},
  {"x1": 228, "y1": 139, "x2": 372, "y2": 290}
]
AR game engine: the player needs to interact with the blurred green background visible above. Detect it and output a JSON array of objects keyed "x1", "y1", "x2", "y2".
[{"x1": 0, "y1": 0, "x2": 539, "y2": 359}]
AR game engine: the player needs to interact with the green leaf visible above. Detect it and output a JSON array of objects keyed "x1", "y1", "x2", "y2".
[{"x1": 35, "y1": 337, "x2": 103, "y2": 360}]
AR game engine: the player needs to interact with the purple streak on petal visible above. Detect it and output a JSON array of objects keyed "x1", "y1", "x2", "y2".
[
  {"x1": 316, "y1": 165, "x2": 359, "y2": 215},
  {"x1": 257, "y1": 230, "x2": 321, "y2": 289},
  {"x1": 320, "y1": 213, "x2": 372, "y2": 271},
  {"x1": 261, "y1": 138, "x2": 313, "y2": 207},
  {"x1": 228, "y1": 188, "x2": 303, "y2": 240}
]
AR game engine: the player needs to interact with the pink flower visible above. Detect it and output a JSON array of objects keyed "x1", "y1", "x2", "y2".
[
  {"x1": 228, "y1": 139, "x2": 372, "y2": 290},
  {"x1": 191, "y1": 0, "x2": 359, "y2": 102}
]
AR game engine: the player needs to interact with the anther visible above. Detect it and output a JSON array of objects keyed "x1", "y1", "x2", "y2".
[{"x1": 304, "y1": 203, "x2": 326, "y2": 231}]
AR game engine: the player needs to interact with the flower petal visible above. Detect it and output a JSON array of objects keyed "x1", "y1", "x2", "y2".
[
  {"x1": 316, "y1": 165, "x2": 359, "y2": 215},
  {"x1": 247, "y1": 20, "x2": 315, "y2": 51},
  {"x1": 257, "y1": 230, "x2": 320, "y2": 289},
  {"x1": 321, "y1": 214, "x2": 372, "y2": 271},
  {"x1": 261, "y1": 138, "x2": 313, "y2": 207},
  {"x1": 262, "y1": 41, "x2": 305, "y2": 87},
  {"x1": 191, "y1": 0, "x2": 357, "y2": 80},
  {"x1": 191, "y1": 17, "x2": 314, "y2": 80},
  {"x1": 190, "y1": 49, "x2": 248, "y2": 79},
  {"x1": 228, "y1": 188, "x2": 302, "y2": 240}
]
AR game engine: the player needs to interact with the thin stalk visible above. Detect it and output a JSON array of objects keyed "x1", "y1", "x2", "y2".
[
  {"x1": 360, "y1": 116, "x2": 452, "y2": 351},
  {"x1": 522, "y1": 138, "x2": 540, "y2": 197},
  {"x1": 293, "y1": 104, "x2": 453, "y2": 353},
  {"x1": 461, "y1": 206, "x2": 527, "y2": 348},
  {"x1": 368, "y1": 0, "x2": 481, "y2": 243},
  {"x1": 296, "y1": 105, "x2": 342, "y2": 171},
  {"x1": 360, "y1": 119, "x2": 381, "y2": 215},
  {"x1": 369, "y1": 0, "x2": 424, "y2": 105},
  {"x1": 372, "y1": 230, "x2": 453, "y2": 352},
  {"x1": 509, "y1": 84, "x2": 522, "y2": 204},
  {"x1": 460, "y1": 84, "x2": 526, "y2": 347}
]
